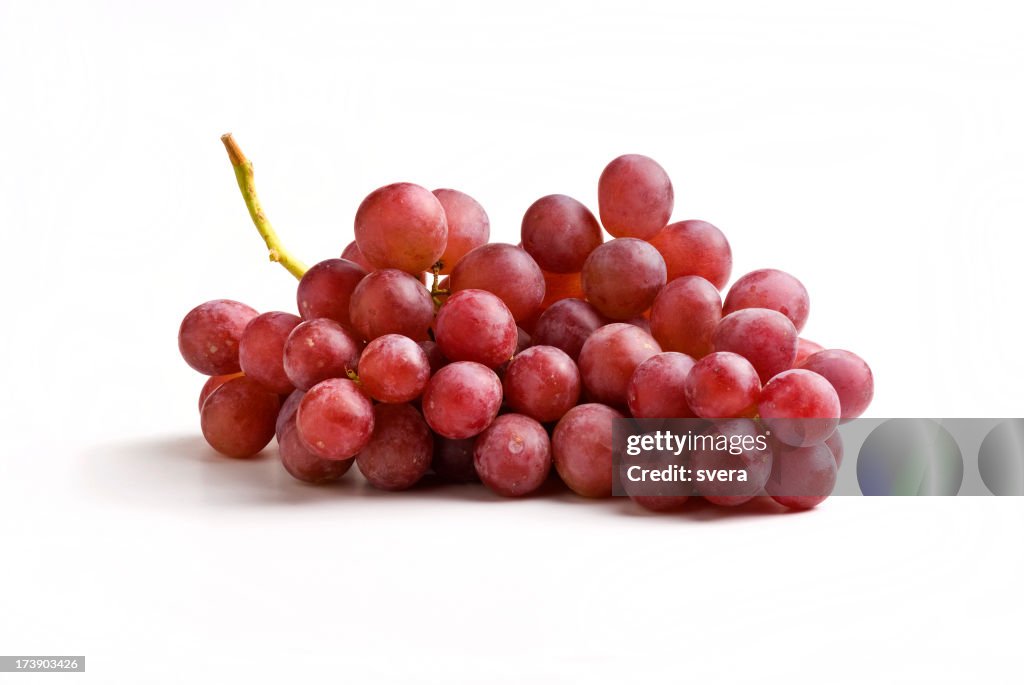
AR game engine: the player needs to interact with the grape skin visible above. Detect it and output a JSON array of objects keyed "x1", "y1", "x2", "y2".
[
  {"x1": 724, "y1": 269, "x2": 810, "y2": 333},
  {"x1": 577, "y1": 323, "x2": 661, "y2": 408},
  {"x1": 689, "y1": 419, "x2": 772, "y2": 506},
  {"x1": 581, "y1": 238, "x2": 667, "y2": 320},
  {"x1": 765, "y1": 440, "x2": 837, "y2": 510},
  {"x1": 356, "y1": 404, "x2": 433, "y2": 491},
  {"x1": 448, "y1": 243, "x2": 545, "y2": 322},
  {"x1": 432, "y1": 436, "x2": 479, "y2": 483},
  {"x1": 713, "y1": 308, "x2": 798, "y2": 384},
  {"x1": 422, "y1": 361, "x2": 503, "y2": 439},
  {"x1": 825, "y1": 430, "x2": 844, "y2": 468},
  {"x1": 239, "y1": 311, "x2": 302, "y2": 394},
  {"x1": 179, "y1": 299, "x2": 259, "y2": 375},
  {"x1": 357, "y1": 334, "x2": 431, "y2": 403},
  {"x1": 199, "y1": 372, "x2": 244, "y2": 412},
  {"x1": 649, "y1": 220, "x2": 732, "y2": 290},
  {"x1": 626, "y1": 352, "x2": 696, "y2": 419},
  {"x1": 532, "y1": 298, "x2": 608, "y2": 362},
  {"x1": 200, "y1": 376, "x2": 281, "y2": 458},
  {"x1": 473, "y1": 414, "x2": 552, "y2": 497},
  {"x1": 683, "y1": 351, "x2": 761, "y2": 419},
  {"x1": 283, "y1": 318, "x2": 362, "y2": 391},
  {"x1": 799, "y1": 349, "x2": 874, "y2": 422},
  {"x1": 341, "y1": 240, "x2": 375, "y2": 272},
  {"x1": 296, "y1": 258, "x2": 368, "y2": 327},
  {"x1": 597, "y1": 154, "x2": 673, "y2": 239},
  {"x1": 354, "y1": 182, "x2": 448, "y2": 274},
  {"x1": 758, "y1": 369, "x2": 841, "y2": 448},
  {"x1": 521, "y1": 194, "x2": 603, "y2": 273},
  {"x1": 433, "y1": 189, "x2": 490, "y2": 274},
  {"x1": 794, "y1": 338, "x2": 825, "y2": 366},
  {"x1": 434, "y1": 289, "x2": 518, "y2": 368},
  {"x1": 417, "y1": 340, "x2": 448, "y2": 374},
  {"x1": 276, "y1": 389, "x2": 305, "y2": 436},
  {"x1": 349, "y1": 269, "x2": 435, "y2": 342},
  {"x1": 278, "y1": 416, "x2": 353, "y2": 484},
  {"x1": 296, "y1": 378, "x2": 375, "y2": 460},
  {"x1": 552, "y1": 403, "x2": 624, "y2": 498},
  {"x1": 650, "y1": 275, "x2": 722, "y2": 359},
  {"x1": 502, "y1": 345, "x2": 582, "y2": 423}
]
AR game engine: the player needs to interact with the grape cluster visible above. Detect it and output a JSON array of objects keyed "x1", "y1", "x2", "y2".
[{"x1": 179, "y1": 153, "x2": 873, "y2": 512}]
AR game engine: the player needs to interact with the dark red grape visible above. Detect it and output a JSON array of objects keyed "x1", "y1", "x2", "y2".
[
  {"x1": 434, "y1": 289, "x2": 517, "y2": 368},
  {"x1": 794, "y1": 338, "x2": 825, "y2": 366},
  {"x1": 432, "y1": 188, "x2": 490, "y2": 274},
  {"x1": 296, "y1": 378, "x2": 374, "y2": 460},
  {"x1": 432, "y1": 436, "x2": 479, "y2": 483},
  {"x1": 627, "y1": 352, "x2": 696, "y2": 419},
  {"x1": 502, "y1": 345, "x2": 581, "y2": 423},
  {"x1": 296, "y1": 258, "x2": 368, "y2": 327},
  {"x1": 597, "y1": 154, "x2": 673, "y2": 239},
  {"x1": 825, "y1": 430, "x2": 844, "y2": 468},
  {"x1": 724, "y1": 269, "x2": 810, "y2": 332},
  {"x1": 689, "y1": 419, "x2": 772, "y2": 506},
  {"x1": 683, "y1": 351, "x2": 761, "y2": 419},
  {"x1": 758, "y1": 369, "x2": 840, "y2": 447},
  {"x1": 283, "y1": 318, "x2": 362, "y2": 391},
  {"x1": 349, "y1": 269, "x2": 434, "y2": 342},
  {"x1": 357, "y1": 334, "x2": 431, "y2": 403},
  {"x1": 448, "y1": 243, "x2": 545, "y2": 322},
  {"x1": 581, "y1": 238, "x2": 666, "y2": 319},
  {"x1": 765, "y1": 440, "x2": 837, "y2": 510},
  {"x1": 199, "y1": 372, "x2": 244, "y2": 412},
  {"x1": 713, "y1": 308, "x2": 798, "y2": 384},
  {"x1": 532, "y1": 298, "x2": 608, "y2": 362},
  {"x1": 356, "y1": 404, "x2": 433, "y2": 491},
  {"x1": 799, "y1": 349, "x2": 874, "y2": 422},
  {"x1": 422, "y1": 361, "x2": 502, "y2": 439},
  {"x1": 341, "y1": 240, "x2": 375, "y2": 272},
  {"x1": 179, "y1": 299, "x2": 259, "y2": 375},
  {"x1": 276, "y1": 389, "x2": 305, "y2": 436},
  {"x1": 650, "y1": 276, "x2": 722, "y2": 358},
  {"x1": 473, "y1": 414, "x2": 552, "y2": 497},
  {"x1": 278, "y1": 416, "x2": 353, "y2": 484},
  {"x1": 578, "y1": 323, "x2": 661, "y2": 407},
  {"x1": 418, "y1": 340, "x2": 448, "y2": 374},
  {"x1": 200, "y1": 376, "x2": 280, "y2": 458},
  {"x1": 552, "y1": 403, "x2": 624, "y2": 497},
  {"x1": 521, "y1": 194, "x2": 603, "y2": 273},
  {"x1": 239, "y1": 311, "x2": 301, "y2": 394},
  {"x1": 649, "y1": 220, "x2": 732, "y2": 289},
  {"x1": 354, "y1": 182, "x2": 448, "y2": 273}
]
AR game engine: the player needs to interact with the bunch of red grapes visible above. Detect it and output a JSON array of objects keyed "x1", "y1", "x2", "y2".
[{"x1": 179, "y1": 153, "x2": 873, "y2": 512}]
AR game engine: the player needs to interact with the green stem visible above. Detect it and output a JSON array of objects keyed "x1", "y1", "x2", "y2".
[{"x1": 220, "y1": 133, "x2": 308, "y2": 280}]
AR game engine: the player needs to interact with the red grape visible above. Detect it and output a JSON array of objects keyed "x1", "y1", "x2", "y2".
[
  {"x1": 296, "y1": 258, "x2": 368, "y2": 327},
  {"x1": 724, "y1": 269, "x2": 810, "y2": 332},
  {"x1": 581, "y1": 238, "x2": 666, "y2": 319},
  {"x1": 296, "y1": 378, "x2": 374, "y2": 460},
  {"x1": 825, "y1": 430, "x2": 844, "y2": 468},
  {"x1": 178, "y1": 299, "x2": 259, "y2": 375},
  {"x1": 578, "y1": 323, "x2": 661, "y2": 407},
  {"x1": 649, "y1": 275, "x2": 722, "y2": 358},
  {"x1": 649, "y1": 220, "x2": 732, "y2": 290},
  {"x1": 341, "y1": 240, "x2": 375, "y2": 272},
  {"x1": 432, "y1": 436, "x2": 479, "y2": 483},
  {"x1": 349, "y1": 268, "x2": 434, "y2": 342},
  {"x1": 627, "y1": 352, "x2": 696, "y2": 419},
  {"x1": 502, "y1": 345, "x2": 581, "y2": 423},
  {"x1": 422, "y1": 361, "x2": 502, "y2": 439},
  {"x1": 794, "y1": 338, "x2": 824, "y2": 366},
  {"x1": 278, "y1": 416, "x2": 353, "y2": 484},
  {"x1": 521, "y1": 194, "x2": 603, "y2": 273},
  {"x1": 540, "y1": 270, "x2": 585, "y2": 309},
  {"x1": 239, "y1": 311, "x2": 301, "y2": 394},
  {"x1": 283, "y1": 318, "x2": 361, "y2": 391},
  {"x1": 684, "y1": 351, "x2": 761, "y2": 419},
  {"x1": 758, "y1": 369, "x2": 840, "y2": 447},
  {"x1": 276, "y1": 389, "x2": 305, "y2": 436},
  {"x1": 448, "y1": 243, "x2": 545, "y2": 322},
  {"x1": 597, "y1": 154, "x2": 673, "y2": 239},
  {"x1": 713, "y1": 308, "x2": 798, "y2": 384},
  {"x1": 474, "y1": 414, "x2": 552, "y2": 497},
  {"x1": 765, "y1": 440, "x2": 837, "y2": 510},
  {"x1": 200, "y1": 376, "x2": 280, "y2": 458},
  {"x1": 799, "y1": 349, "x2": 874, "y2": 422},
  {"x1": 552, "y1": 403, "x2": 624, "y2": 497},
  {"x1": 354, "y1": 182, "x2": 448, "y2": 273},
  {"x1": 357, "y1": 334, "x2": 431, "y2": 403},
  {"x1": 199, "y1": 372, "x2": 244, "y2": 412},
  {"x1": 356, "y1": 404, "x2": 433, "y2": 491},
  {"x1": 432, "y1": 189, "x2": 490, "y2": 274},
  {"x1": 418, "y1": 340, "x2": 448, "y2": 374},
  {"x1": 689, "y1": 419, "x2": 772, "y2": 506},
  {"x1": 532, "y1": 298, "x2": 608, "y2": 362},
  {"x1": 434, "y1": 289, "x2": 517, "y2": 368}
]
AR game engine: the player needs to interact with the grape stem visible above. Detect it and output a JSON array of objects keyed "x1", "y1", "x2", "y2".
[
  {"x1": 220, "y1": 133, "x2": 308, "y2": 280},
  {"x1": 430, "y1": 261, "x2": 449, "y2": 310}
]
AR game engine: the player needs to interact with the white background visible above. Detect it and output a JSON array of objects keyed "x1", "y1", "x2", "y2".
[{"x1": 1, "y1": 0, "x2": 1023, "y2": 682}]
